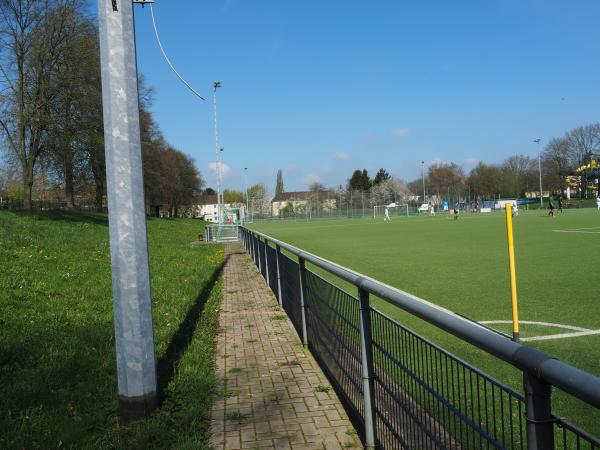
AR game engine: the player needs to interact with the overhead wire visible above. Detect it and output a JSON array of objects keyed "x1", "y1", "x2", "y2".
[{"x1": 149, "y1": 3, "x2": 205, "y2": 101}]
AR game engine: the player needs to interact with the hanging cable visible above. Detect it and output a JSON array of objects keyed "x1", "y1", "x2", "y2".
[{"x1": 149, "y1": 4, "x2": 205, "y2": 101}]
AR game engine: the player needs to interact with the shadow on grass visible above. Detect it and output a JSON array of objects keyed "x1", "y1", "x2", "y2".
[{"x1": 156, "y1": 255, "x2": 229, "y2": 403}]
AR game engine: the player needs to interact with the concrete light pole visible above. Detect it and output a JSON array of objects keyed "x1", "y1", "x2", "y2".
[{"x1": 98, "y1": 0, "x2": 157, "y2": 423}]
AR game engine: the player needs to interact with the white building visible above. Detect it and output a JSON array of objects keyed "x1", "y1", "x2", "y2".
[{"x1": 196, "y1": 195, "x2": 231, "y2": 223}]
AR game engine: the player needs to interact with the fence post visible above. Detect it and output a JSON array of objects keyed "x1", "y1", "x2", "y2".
[
  {"x1": 251, "y1": 234, "x2": 256, "y2": 263},
  {"x1": 264, "y1": 238, "x2": 269, "y2": 283},
  {"x1": 275, "y1": 244, "x2": 283, "y2": 306},
  {"x1": 298, "y1": 258, "x2": 309, "y2": 346},
  {"x1": 358, "y1": 287, "x2": 377, "y2": 449},
  {"x1": 257, "y1": 236, "x2": 262, "y2": 274},
  {"x1": 524, "y1": 372, "x2": 554, "y2": 450}
]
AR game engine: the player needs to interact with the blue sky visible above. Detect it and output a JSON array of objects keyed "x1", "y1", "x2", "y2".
[{"x1": 132, "y1": 0, "x2": 600, "y2": 194}]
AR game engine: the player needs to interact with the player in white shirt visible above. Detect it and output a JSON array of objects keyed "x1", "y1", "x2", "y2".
[{"x1": 384, "y1": 207, "x2": 391, "y2": 221}]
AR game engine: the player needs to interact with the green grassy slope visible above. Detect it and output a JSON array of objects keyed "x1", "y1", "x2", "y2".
[{"x1": 0, "y1": 211, "x2": 222, "y2": 449}]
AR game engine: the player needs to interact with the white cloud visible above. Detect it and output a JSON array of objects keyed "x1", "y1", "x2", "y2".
[
  {"x1": 208, "y1": 162, "x2": 231, "y2": 179},
  {"x1": 463, "y1": 158, "x2": 478, "y2": 166},
  {"x1": 391, "y1": 128, "x2": 411, "y2": 139},
  {"x1": 304, "y1": 173, "x2": 321, "y2": 185},
  {"x1": 334, "y1": 151, "x2": 350, "y2": 161},
  {"x1": 287, "y1": 164, "x2": 297, "y2": 173}
]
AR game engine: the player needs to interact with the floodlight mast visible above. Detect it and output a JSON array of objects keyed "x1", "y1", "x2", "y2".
[
  {"x1": 244, "y1": 167, "x2": 249, "y2": 218},
  {"x1": 534, "y1": 139, "x2": 543, "y2": 208},
  {"x1": 98, "y1": 0, "x2": 157, "y2": 423},
  {"x1": 213, "y1": 82, "x2": 223, "y2": 224},
  {"x1": 421, "y1": 160, "x2": 426, "y2": 202}
]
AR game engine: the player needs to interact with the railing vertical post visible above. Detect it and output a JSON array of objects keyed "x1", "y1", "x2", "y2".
[
  {"x1": 251, "y1": 233, "x2": 256, "y2": 263},
  {"x1": 524, "y1": 372, "x2": 554, "y2": 450},
  {"x1": 257, "y1": 236, "x2": 262, "y2": 274},
  {"x1": 275, "y1": 244, "x2": 283, "y2": 306},
  {"x1": 358, "y1": 287, "x2": 377, "y2": 449},
  {"x1": 264, "y1": 238, "x2": 269, "y2": 283},
  {"x1": 298, "y1": 258, "x2": 309, "y2": 346}
]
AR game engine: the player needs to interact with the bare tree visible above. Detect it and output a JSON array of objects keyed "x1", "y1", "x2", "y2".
[
  {"x1": 0, "y1": 0, "x2": 78, "y2": 208},
  {"x1": 565, "y1": 124, "x2": 600, "y2": 198},
  {"x1": 501, "y1": 155, "x2": 535, "y2": 197}
]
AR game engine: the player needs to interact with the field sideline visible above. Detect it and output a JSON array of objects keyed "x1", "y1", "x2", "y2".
[{"x1": 249, "y1": 208, "x2": 600, "y2": 432}]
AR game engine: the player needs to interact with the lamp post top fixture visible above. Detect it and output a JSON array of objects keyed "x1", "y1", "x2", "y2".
[{"x1": 213, "y1": 81, "x2": 222, "y2": 90}]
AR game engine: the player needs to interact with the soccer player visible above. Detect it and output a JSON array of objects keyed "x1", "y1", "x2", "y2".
[
  {"x1": 512, "y1": 203, "x2": 519, "y2": 217},
  {"x1": 429, "y1": 202, "x2": 435, "y2": 216},
  {"x1": 596, "y1": 196, "x2": 600, "y2": 211},
  {"x1": 557, "y1": 196, "x2": 563, "y2": 213},
  {"x1": 548, "y1": 198, "x2": 555, "y2": 217},
  {"x1": 384, "y1": 207, "x2": 391, "y2": 222}
]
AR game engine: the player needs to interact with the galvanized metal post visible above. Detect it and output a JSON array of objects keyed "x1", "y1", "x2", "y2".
[
  {"x1": 264, "y1": 238, "x2": 269, "y2": 283},
  {"x1": 524, "y1": 372, "x2": 554, "y2": 450},
  {"x1": 358, "y1": 287, "x2": 377, "y2": 449},
  {"x1": 98, "y1": 0, "x2": 157, "y2": 423},
  {"x1": 257, "y1": 236, "x2": 262, "y2": 273},
  {"x1": 275, "y1": 244, "x2": 283, "y2": 306},
  {"x1": 298, "y1": 258, "x2": 309, "y2": 346}
]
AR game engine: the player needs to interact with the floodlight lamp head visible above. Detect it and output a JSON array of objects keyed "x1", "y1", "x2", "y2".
[{"x1": 214, "y1": 81, "x2": 222, "y2": 90}]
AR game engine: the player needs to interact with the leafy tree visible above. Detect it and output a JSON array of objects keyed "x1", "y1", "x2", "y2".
[
  {"x1": 467, "y1": 163, "x2": 503, "y2": 199},
  {"x1": 373, "y1": 168, "x2": 391, "y2": 185},
  {"x1": 427, "y1": 163, "x2": 465, "y2": 198},
  {"x1": 223, "y1": 189, "x2": 245, "y2": 204},
  {"x1": 275, "y1": 169, "x2": 284, "y2": 196},
  {"x1": 348, "y1": 169, "x2": 371, "y2": 191},
  {"x1": 204, "y1": 187, "x2": 216, "y2": 196}
]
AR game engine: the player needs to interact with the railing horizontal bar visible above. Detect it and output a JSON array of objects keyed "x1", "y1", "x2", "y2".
[{"x1": 244, "y1": 228, "x2": 600, "y2": 409}]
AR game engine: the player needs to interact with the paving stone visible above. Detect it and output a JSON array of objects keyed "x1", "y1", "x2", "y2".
[{"x1": 209, "y1": 243, "x2": 363, "y2": 450}]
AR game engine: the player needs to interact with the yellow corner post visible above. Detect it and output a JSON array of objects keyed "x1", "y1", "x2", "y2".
[{"x1": 505, "y1": 204, "x2": 520, "y2": 342}]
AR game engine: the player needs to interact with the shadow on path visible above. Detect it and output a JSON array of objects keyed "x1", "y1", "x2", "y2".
[{"x1": 156, "y1": 255, "x2": 228, "y2": 402}]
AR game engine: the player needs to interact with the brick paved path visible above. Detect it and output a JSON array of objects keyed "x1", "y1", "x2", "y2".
[{"x1": 210, "y1": 243, "x2": 363, "y2": 450}]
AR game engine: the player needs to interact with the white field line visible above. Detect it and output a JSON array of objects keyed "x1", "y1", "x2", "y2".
[
  {"x1": 479, "y1": 320, "x2": 600, "y2": 342},
  {"x1": 553, "y1": 229, "x2": 600, "y2": 234},
  {"x1": 521, "y1": 330, "x2": 600, "y2": 342},
  {"x1": 480, "y1": 320, "x2": 590, "y2": 332}
]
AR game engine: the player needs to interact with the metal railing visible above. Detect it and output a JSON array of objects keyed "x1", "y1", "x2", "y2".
[
  {"x1": 204, "y1": 224, "x2": 239, "y2": 242},
  {"x1": 240, "y1": 227, "x2": 600, "y2": 450}
]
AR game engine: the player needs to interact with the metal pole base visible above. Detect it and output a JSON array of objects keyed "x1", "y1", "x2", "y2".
[{"x1": 119, "y1": 392, "x2": 159, "y2": 424}]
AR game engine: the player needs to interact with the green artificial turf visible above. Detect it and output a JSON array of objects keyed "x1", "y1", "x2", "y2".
[
  {"x1": 250, "y1": 208, "x2": 600, "y2": 436},
  {"x1": 0, "y1": 211, "x2": 223, "y2": 449}
]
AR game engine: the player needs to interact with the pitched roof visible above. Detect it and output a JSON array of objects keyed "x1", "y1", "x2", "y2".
[{"x1": 198, "y1": 194, "x2": 218, "y2": 205}]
